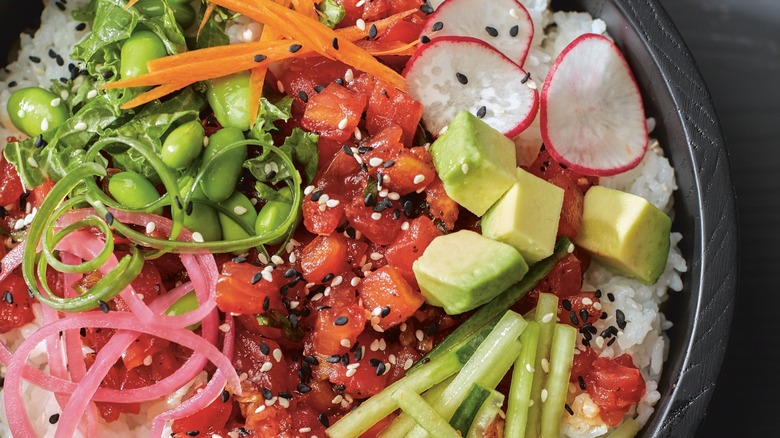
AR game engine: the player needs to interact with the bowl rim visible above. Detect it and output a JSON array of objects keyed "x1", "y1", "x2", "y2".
[{"x1": 583, "y1": 0, "x2": 739, "y2": 436}]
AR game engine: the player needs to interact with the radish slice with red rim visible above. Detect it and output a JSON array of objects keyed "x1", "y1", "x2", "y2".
[
  {"x1": 403, "y1": 36, "x2": 539, "y2": 137},
  {"x1": 541, "y1": 33, "x2": 648, "y2": 176},
  {"x1": 421, "y1": 0, "x2": 534, "y2": 65}
]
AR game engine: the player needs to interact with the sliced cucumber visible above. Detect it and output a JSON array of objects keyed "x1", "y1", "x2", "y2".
[
  {"x1": 392, "y1": 388, "x2": 461, "y2": 438},
  {"x1": 525, "y1": 293, "x2": 559, "y2": 438},
  {"x1": 450, "y1": 384, "x2": 492, "y2": 435},
  {"x1": 505, "y1": 321, "x2": 541, "y2": 438},
  {"x1": 540, "y1": 324, "x2": 577, "y2": 438},
  {"x1": 467, "y1": 388, "x2": 505, "y2": 438}
]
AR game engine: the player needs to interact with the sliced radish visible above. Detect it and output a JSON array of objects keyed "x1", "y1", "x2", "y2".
[
  {"x1": 540, "y1": 34, "x2": 647, "y2": 176},
  {"x1": 403, "y1": 36, "x2": 538, "y2": 138},
  {"x1": 420, "y1": 0, "x2": 534, "y2": 65}
]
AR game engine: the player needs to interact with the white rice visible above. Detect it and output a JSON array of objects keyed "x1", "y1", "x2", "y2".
[{"x1": 0, "y1": 1, "x2": 686, "y2": 437}]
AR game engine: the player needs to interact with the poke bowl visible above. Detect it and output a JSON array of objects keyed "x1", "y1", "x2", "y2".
[{"x1": 0, "y1": 0, "x2": 737, "y2": 437}]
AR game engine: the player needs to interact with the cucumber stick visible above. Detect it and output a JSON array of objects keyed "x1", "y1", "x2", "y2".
[
  {"x1": 450, "y1": 384, "x2": 492, "y2": 435},
  {"x1": 406, "y1": 311, "x2": 526, "y2": 437},
  {"x1": 605, "y1": 418, "x2": 640, "y2": 438},
  {"x1": 466, "y1": 388, "x2": 505, "y2": 438},
  {"x1": 540, "y1": 324, "x2": 577, "y2": 438},
  {"x1": 392, "y1": 388, "x2": 461, "y2": 438},
  {"x1": 525, "y1": 293, "x2": 559, "y2": 438},
  {"x1": 505, "y1": 321, "x2": 541, "y2": 438},
  {"x1": 379, "y1": 377, "x2": 454, "y2": 438}
]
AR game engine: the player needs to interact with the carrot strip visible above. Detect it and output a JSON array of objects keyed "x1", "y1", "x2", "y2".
[
  {"x1": 147, "y1": 40, "x2": 279, "y2": 72},
  {"x1": 247, "y1": 23, "x2": 283, "y2": 126},
  {"x1": 208, "y1": 0, "x2": 406, "y2": 90},
  {"x1": 336, "y1": 9, "x2": 418, "y2": 42},
  {"x1": 121, "y1": 83, "x2": 191, "y2": 109},
  {"x1": 291, "y1": 0, "x2": 318, "y2": 20},
  {"x1": 197, "y1": 3, "x2": 218, "y2": 40},
  {"x1": 366, "y1": 40, "x2": 420, "y2": 57}
]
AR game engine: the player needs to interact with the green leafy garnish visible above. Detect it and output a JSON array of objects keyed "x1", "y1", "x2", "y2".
[{"x1": 317, "y1": 0, "x2": 346, "y2": 29}]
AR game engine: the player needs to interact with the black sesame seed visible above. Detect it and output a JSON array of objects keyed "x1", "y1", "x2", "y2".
[
  {"x1": 49, "y1": 414, "x2": 60, "y2": 424},
  {"x1": 29, "y1": 55, "x2": 41, "y2": 63},
  {"x1": 261, "y1": 387, "x2": 273, "y2": 400},
  {"x1": 314, "y1": 85, "x2": 326, "y2": 93},
  {"x1": 262, "y1": 296, "x2": 270, "y2": 311},
  {"x1": 579, "y1": 308, "x2": 589, "y2": 324},
  {"x1": 582, "y1": 338, "x2": 591, "y2": 347},
  {"x1": 98, "y1": 300, "x2": 109, "y2": 313},
  {"x1": 334, "y1": 384, "x2": 346, "y2": 392},
  {"x1": 289, "y1": 44, "x2": 303, "y2": 53},
  {"x1": 322, "y1": 273, "x2": 335, "y2": 283},
  {"x1": 298, "y1": 90, "x2": 309, "y2": 103},
  {"x1": 562, "y1": 299, "x2": 572, "y2": 311},
  {"x1": 369, "y1": 358, "x2": 381, "y2": 367},
  {"x1": 364, "y1": 193, "x2": 376, "y2": 207},
  {"x1": 392, "y1": 209, "x2": 401, "y2": 220},
  {"x1": 607, "y1": 337, "x2": 617, "y2": 346},
  {"x1": 368, "y1": 24, "x2": 378, "y2": 39},
  {"x1": 8, "y1": 81, "x2": 16, "y2": 88},
  {"x1": 420, "y1": 35, "x2": 431, "y2": 44},
  {"x1": 595, "y1": 289, "x2": 602, "y2": 298},
  {"x1": 297, "y1": 383, "x2": 312, "y2": 393},
  {"x1": 251, "y1": 272, "x2": 263, "y2": 285},
  {"x1": 380, "y1": 306, "x2": 391, "y2": 317},
  {"x1": 578, "y1": 375, "x2": 586, "y2": 390},
  {"x1": 476, "y1": 105, "x2": 486, "y2": 119},
  {"x1": 80, "y1": 327, "x2": 86, "y2": 337},
  {"x1": 357, "y1": 146, "x2": 372, "y2": 154},
  {"x1": 332, "y1": 37, "x2": 340, "y2": 50},
  {"x1": 311, "y1": 190, "x2": 323, "y2": 202},
  {"x1": 510, "y1": 25, "x2": 519, "y2": 37},
  {"x1": 232, "y1": 256, "x2": 247, "y2": 263},
  {"x1": 432, "y1": 21, "x2": 444, "y2": 32},
  {"x1": 56, "y1": 55, "x2": 64, "y2": 66},
  {"x1": 75, "y1": 22, "x2": 86, "y2": 31},
  {"x1": 222, "y1": 389, "x2": 230, "y2": 402},
  {"x1": 0, "y1": 207, "x2": 6, "y2": 218},
  {"x1": 600, "y1": 312, "x2": 608, "y2": 320},
  {"x1": 327, "y1": 354, "x2": 341, "y2": 363},
  {"x1": 253, "y1": 54, "x2": 267, "y2": 63},
  {"x1": 48, "y1": 49, "x2": 57, "y2": 59},
  {"x1": 19, "y1": 191, "x2": 30, "y2": 210},
  {"x1": 354, "y1": 348, "x2": 363, "y2": 361},
  {"x1": 334, "y1": 316, "x2": 349, "y2": 326},
  {"x1": 2, "y1": 291, "x2": 13, "y2": 304},
  {"x1": 455, "y1": 72, "x2": 468, "y2": 85},
  {"x1": 569, "y1": 310, "x2": 578, "y2": 326},
  {"x1": 382, "y1": 160, "x2": 395, "y2": 168},
  {"x1": 55, "y1": 2, "x2": 66, "y2": 11},
  {"x1": 304, "y1": 355, "x2": 319, "y2": 365},
  {"x1": 341, "y1": 353, "x2": 350, "y2": 366},
  {"x1": 284, "y1": 268, "x2": 298, "y2": 278},
  {"x1": 102, "y1": 70, "x2": 114, "y2": 79},
  {"x1": 485, "y1": 26, "x2": 499, "y2": 37},
  {"x1": 335, "y1": 77, "x2": 344, "y2": 85},
  {"x1": 607, "y1": 292, "x2": 615, "y2": 302},
  {"x1": 376, "y1": 362, "x2": 386, "y2": 376},
  {"x1": 278, "y1": 391, "x2": 292, "y2": 399},
  {"x1": 420, "y1": 3, "x2": 434, "y2": 14},
  {"x1": 318, "y1": 413, "x2": 330, "y2": 427},
  {"x1": 565, "y1": 403, "x2": 574, "y2": 415},
  {"x1": 289, "y1": 313, "x2": 299, "y2": 329},
  {"x1": 616, "y1": 309, "x2": 627, "y2": 329},
  {"x1": 342, "y1": 144, "x2": 354, "y2": 156},
  {"x1": 174, "y1": 195, "x2": 183, "y2": 209},
  {"x1": 346, "y1": 227, "x2": 356, "y2": 239}
]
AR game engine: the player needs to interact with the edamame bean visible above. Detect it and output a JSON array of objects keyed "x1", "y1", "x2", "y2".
[
  {"x1": 199, "y1": 127, "x2": 247, "y2": 202},
  {"x1": 179, "y1": 176, "x2": 222, "y2": 241},
  {"x1": 165, "y1": 291, "x2": 201, "y2": 330},
  {"x1": 206, "y1": 71, "x2": 252, "y2": 131},
  {"x1": 218, "y1": 191, "x2": 258, "y2": 241},
  {"x1": 120, "y1": 30, "x2": 168, "y2": 81},
  {"x1": 255, "y1": 187, "x2": 296, "y2": 245},
  {"x1": 133, "y1": 0, "x2": 197, "y2": 30},
  {"x1": 7, "y1": 87, "x2": 69, "y2": 137},
  {"x1": 107, "y1": 171, "x2": 163, "y2": 215},
  {"x1": 161, "y1": 120, "x2": 204, "y2": 170}
]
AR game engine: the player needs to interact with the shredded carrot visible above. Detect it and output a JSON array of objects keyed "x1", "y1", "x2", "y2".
[
  {"x1": 121, "y1": 83, "x2": 191, "y2": 109},
  {"x1": 247, "y1": 22, "x2": 284, "y2": 125},
  {"x1": 291, "y1": 0, "x2": 318, "y2": 20},
  {"x1": 366, "y1": 40, "x2": 420, "y2": 57},
  {"x1": 197, "y1": 3, "x2": 218, "y2": 40},
  {"x1": 208, "y1": 0, "x2": 406, "y2": 90},
  {"x1": 125, "y1": 0, "x2": 139, "y2": 10},
  {"x1": 336, "y1": 9, "x2": 418, "y2": 42}
]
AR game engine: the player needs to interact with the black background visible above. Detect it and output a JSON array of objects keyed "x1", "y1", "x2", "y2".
[
  {"x1": 655, "y1": 0, "x2": 780, "y2": 436},
  {"x1": 1, "y1": 0, "x2": 776, "y2": 436}
]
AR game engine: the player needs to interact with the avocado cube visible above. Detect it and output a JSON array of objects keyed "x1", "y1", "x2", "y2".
[
  {"x1": 482, "y1": 168, "x2": 565, "y2": 264},
  {"x1": 574, "y1": 186, "x2": 672, "y2": 284},
  {"x1": 430, "y1": 111, "x2": 517, "y2": 216},
  {"x1": 412, "y1": 230, "x2": 529, "y2": 315}
]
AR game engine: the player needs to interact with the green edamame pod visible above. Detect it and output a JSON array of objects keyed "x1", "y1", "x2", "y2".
[
  {"x1": 255, "y1": 187, "x2": 296, "y2": 245},
  {"x1": 179, "y1": 176, "x2": 222, "y2": 241},
  {"x1": 206, "y1": 71, "x2": 252, "y2": 131},
  {"x1": 165, "y1": 290, "x2": 202, "y2": 330},
  {"x1": 199, "y1": 127, "x2": 247, "y2": 202},
  {"x1": 7, "y1": 87, "x2": 69, "y2": 137},
  {"x1": 161, "y1": 120, "x2": 204, "y2": 170},
  {"x1": 218, "y1": 192, "x2": 258, "y2": 241},
  {"x1": 108, "y1": 171, "x2": 163, "y2": 215},
  {"x1": 133, "y1": 0, "x2": 196, "y2": 29},
  {"x1": 120, "y1": 30, "x2": 168, "y2": 81}
]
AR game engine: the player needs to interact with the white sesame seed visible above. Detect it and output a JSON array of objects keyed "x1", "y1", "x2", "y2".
[
  {"x1": 388, "y1": 354, "x2": 397, "y2": 365},
  {"x1": 304, "y1": 185, "x2": 315, "y2": 196},
  {"x1": 192, "y1": 232, "x2": 204, "y2": 243},
  {"x1": 369, "y1": 252, "x2": 383, "y2": 261},
  {"x1": 345, "y1": 69, "x2": 354, "y2": 82},
  {"x1": 87, "y1": 89, "x2": 98, "y2": 99},
  {"x1": 369, "y1": 157, "x2": 383, "y2": 167},
  {"x1": 50, "y1": 98, "x2": 61, "y2": 107},
  {"x1": 27, "y1": 157, "x2": 39, "y2": 168},
  {"x1": 567, "y1": 243, "x2": 575, "y2": 253},
  {"x1": 219, "y1": 323, "x2": 231, "y2": 332},
  {"x1": 337, "y1": 117, "x2": 349, "y2": 130},
  {"x1": 250, "y1": 198, "x2": 258, "y2": 205},
  {"x1": 346, "y1": 363, "x2": 360, "y2": 370},
  {"x1": 370, "y1": 339, "x2": 380, "y2": 351},
  {"x1": 541, "y1": 358, "x2": 550, "y2": 374},
  {"x1": 438, "y1": 125, "x2": 448, "y2": 136},
  {"x1": 319, "y1": 193, "x2": 330, "y2": 203},
  {"x1": 350, "y1": 277, "x2": 361, "y2": 287},
  {"x1": 299, "y1": 428, "x2": 312, "y2": 434},
  {"x1": 415, "y1": 330, "x2": 424, "y2": 342},
  {"x1": 509, "y1": 8, "x2": 520, "y2": 19},
  {"x1": 400, "y1": 322, "x2": 407, "y2": 332},
  {"x1": 401, "y1": 221, "x2": 410, "y2": 231},
  {"x1": 16, "y1": 110, "x2": 25, "y2": 118},
  {"x1": 370, "y1": 212, "x2": 382, "y2": 220},
  {"x1": 289, "y1": 301, "x2": 300, "y2": 310},
  {"x1": 387, "y1": 192, "x2": 400, "y2": 200},
  {"x1": 372, "y1": 324, "x2": 384, "y2": 333},
  {"x1": 526, "y1": 363, "x2": 534, "y2": 373},
  {"x1": 593, "y1": 302, "x2": 603, "y2": 311},
  {"x1": 74, "y1": 121, "x2": 87, "y2": 131},
  {"x1": 541, "y1": 389, "x2": 548, "y2": 403},
  {"x1": 239, "y1": 372, "x2": 248, "y2": 382},
  {"x1": 143, "y1": 355, "x2": 153, "y2": 366},
  {"x1": 541, "y1": 312, "x2": 555, "y2": 323},
  {"x1": 355, "y1": 0, "x2": 365, "y2": 7},
  {"x1": 345, "y1": 367, "x2": 357, "y2": 377},
  {"x1": 413, "y1": 174, "x2": 425, "y2": 184},
  {"x1": 145, "y1": 221, "x2": 155, "y2": 234},
  {"x1": 361, "y1": 262, "x2": 373, "y2": 272},
  {"x1": 273, "y1": 349, "x2": 283, "y2": 362},
  {"x1": 254, "y1": 405, "x2": 266, "y2": 414},
  {"x1": 40, "y1": 118, "x2": 49, "y2": 132},
  {"x1": 461, "y1": 163, "x2": 469, "y2": 174},
  {"x1": 595, "y1": 336, "x2": 605, "y2": 348},
  {"x1": 379, "y1": 339, "x2": 386, "y2": 350},
  {"x1": 60, "y1": 90, "x2": 69, "y2": 100},
  {"x1": 403, "y1": 358, "x2": 414, "y2": 370},
  {"x1": 271, "y1": 255, "x2": 284, "y2": 265},
  {"x1": 278, "y1": 397, "x2": 290, "y2": 408},
  {"x1": 311, "y1": 293, "x2": 324, "y2": 301},
  {"x1": 383, "y1": 174, "x2": 390, "y2": 183},
  {"x1": 331, "y1": 275, "x2": 343, "y2": 286},
  {"x1": 527, "y1": 80, "x2": 538, "y2": 90},
  {"x1": 260, "y1": 362, "x2": 273, "y2": 372},
  {"x1": 379, "y1": 189, "x2": 389, "y2": 198},
  {"x1": 582, "y1": 297, "x2": 593, "y2": 306},
  {"x1": 257, "y1": 253, "x2": 269, "y2": 264},
  {"x1": 233, "y1": 205, "x2": 248, "y2": 215},
  {"x1": 261, "y1": 270, "x2": 274, "y2": 282},
  {"x1": 276, "y1": 80, "x2": 285, "y2": 93},
  {"x1": 326, "y1": 199, "x2": 340, "y2": 208},
  {"x1": 340, "y1": 338, "x2": 351, "y2": 348},
  {"x1": 372, "y1": 307, "x2": 383, "y2": 316},
  {"x1": 354, "y1": 127, "x2": 363, "y2": 140},
  {"x1": 356, "y1": 19, "x2": 366, "y2": 31},
  {"x1": 324, "y1": 286, "x2": 331, "y2": 297}
]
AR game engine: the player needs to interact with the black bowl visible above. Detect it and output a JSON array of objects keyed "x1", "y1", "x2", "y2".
[{"x1": 1, "y1": 1, "x2": 738, "y2": 436}]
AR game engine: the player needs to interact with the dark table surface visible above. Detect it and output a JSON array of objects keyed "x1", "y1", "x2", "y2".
[{"x1": 656, "y1": 0, "x2": 780, "y2": 436}]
